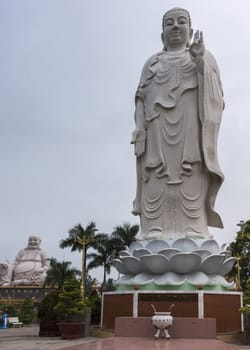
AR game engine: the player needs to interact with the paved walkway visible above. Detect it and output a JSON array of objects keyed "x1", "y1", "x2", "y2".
[{"x1": 0, "y1": 325, "x2": 250, "y2": 350}]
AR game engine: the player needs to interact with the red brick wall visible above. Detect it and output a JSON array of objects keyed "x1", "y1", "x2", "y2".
[
  {"x1": 102, "y1": 292, "x2": 242, "y2": 333},
  {"x1": 138, "y1": 293, "x2": 198, "y2": 317},
  {"x1": 204, "y1": 293, "x2": 241, "y2": 333},
  {"x1": 102, "y1": 293, "x2": 133, "y2": 329}
]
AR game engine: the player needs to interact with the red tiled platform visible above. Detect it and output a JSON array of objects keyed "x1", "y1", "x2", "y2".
[
  {"x1": 115, "y1": 317, "x2": 216, "y2": 338},
  {"x1": 60, "y1": 337, "x2": 240, "y2": 350}
]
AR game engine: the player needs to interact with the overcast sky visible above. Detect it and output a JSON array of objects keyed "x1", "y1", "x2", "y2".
[{"x1": 1, "y1": 0, "x2": 250, "y2": 282}]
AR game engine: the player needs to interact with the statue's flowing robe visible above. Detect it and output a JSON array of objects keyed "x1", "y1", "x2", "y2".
[{"x1": 133, "y1": 49, "x2": 224, "y2": 240}]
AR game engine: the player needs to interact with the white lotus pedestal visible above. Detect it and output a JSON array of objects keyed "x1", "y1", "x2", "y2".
[
  {"x1": 108, "y1": 239, "x2": 242, "y2": 337},
  {"x1": 112, "y1": 239, "x2": 237, "y2": 291}
]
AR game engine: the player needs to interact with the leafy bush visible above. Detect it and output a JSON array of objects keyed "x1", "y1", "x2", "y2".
[
  {"x1": 240, "y1": 279, "x2": 250, "y2": 315},
  {"x1": 0, "y1": 304, "x2": 19, "y2": 316},
  {"x1": 37, "y1": 291, "x2": 59, "y2": 321},
  {"x1": 54, "y1": 279, "x2": 85, "y2": 322},
  {"x1": 86, "y1": 293, "x2": 101, "y2": 317},
  {"x1": 18, "y1": 298, "x2": 36, "y2": 324}
]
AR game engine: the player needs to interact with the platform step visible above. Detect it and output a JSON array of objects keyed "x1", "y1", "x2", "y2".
[{"x1": 217, "y1": 332, "x2": 248, "y2": 345}]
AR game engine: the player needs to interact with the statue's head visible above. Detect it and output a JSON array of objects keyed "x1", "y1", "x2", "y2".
[
  {"x1": 27, "y1": 236, "x2": 41, "y2": 249},
  {"x1": 0, "y1": 262, "x2": 9, "y2": 275},
  {"x1": 161, "y1": 7, "x2": 193, "y2": 51}
]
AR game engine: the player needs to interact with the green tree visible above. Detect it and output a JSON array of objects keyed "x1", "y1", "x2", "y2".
[
  {"x1": 111, "y1": 222, "x2": 139, "y2": 254},
  {"x1": 59, "y1": 222, "x2": 97, "y2": 273},
  {"x1": 86, "y1": 223, "x2": 139, "y2": 286},
  {"x1": 228, "y1": 220, "x2": 250, "y2": 291},
  {"x1": 240, "y1": 279, "x2": 250, "y2": 314},
  {"x1": 18, "y1": 298, "x2": 36, "y2": 324},
  {"x1": 54, "y1": 279, "x2": 85, "y2": 321},
  {"x1": 87, "y1": 233, "x2": 117, "y2": 287},
  {"x1": 44, "y1": 258, "x2": 81, "y2": 290},
  {"x1": 37, "y1": 290, "x2": 59, "y2": 321},
  {"x1": 1, "y1": 304, "x2": 18, "y2": 317},
  {"x1": 85, "y1": 290, "x2": 101, "y2": 325},
  {"x1": 85, "y1": 274, "x2": 95, "y2": 297}
]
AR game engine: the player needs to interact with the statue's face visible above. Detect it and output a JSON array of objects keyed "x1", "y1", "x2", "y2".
[
  {"x1": 28, "y1": 236, "x2": 41, "y2": 249},
  {"x1": 162, "y1": 10, "x2": 192, "y2": 50}
]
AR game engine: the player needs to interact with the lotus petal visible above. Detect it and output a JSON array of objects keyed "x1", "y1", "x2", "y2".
[
  {"x1": 140, "y1": 254, "x2": 169, "y2": 274},
  {"x1": 200, "y1": 254, "x2": 226, "y2": 274},
  {"x1": 154, "y1": 272, "x2": 185, "y2": 285},
  {"x1": 120, "y1": 256, "x2": 145, "y2": 274},
  {"x1": 172, "y1": 238, "x2": 198, "y2": 252},
  {"x1": 218, "y1": 257, "x2": 237, "y2": 275},
  {"x1": 119, "y1": 250, "x2": 131, "y2": 257},
  {"x1": 133, "y1": 248, "x2": 151, "y2": 259},
  {"x1": 186, "y1": 272, "x2": 209, "y2": 285},
  {"x1": 220, "y1": 243, "x2": 228, "y2": 251},
  {"x1": 169, "y1": 253, "x2": 201, "y2": 273},
  {"x1": 129, "y1": 242, "x2": 143, "y2": 253},
  {"x1": 207, "y1": 274, "x2": 235, "y2": 288},
  {"x1": 158, "y1": 248, "x2": 180, "y2": 259},
  {"x1": 200, "y1": 240, "x2": 220, "y2": 254},
  {"x1": 116, "y1": 274, "x2": 135, "y2": 284},
  {"x1": 219, "y1": 250, "x2": 231, "y2": 258},
  {"x1": 132, "y1": 273, "x2": 154, "y2": 285},
  {"x1": 112, "y1": 259, "x2": 130, "y2": 274},
  {"x1": 113, "y1": 238, "x2": 235, "y2": 290},
  {"x1": 145, "y1": 240, "x2": 169, "y2": 253},
  {"x1": 193, "y1": 249, "x2": 211, "y2": 260}
]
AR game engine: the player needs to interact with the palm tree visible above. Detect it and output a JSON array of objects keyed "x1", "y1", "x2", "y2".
[
  {"x1": 44, "y1": 258, "x2": 81, "y2": 290},
  {"x1": 111, "y1": 222, "x2": 139, "y2": 253},
  {"x1": 87, "y1": 233, "x2": 117, "y2": 287},
  {"x1": 59, "y1": 221, "x2": 98, "y2": 273}
]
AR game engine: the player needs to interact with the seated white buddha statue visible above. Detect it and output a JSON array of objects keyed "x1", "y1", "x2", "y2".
[{"x1": 12, "y1": 236, "x2": 50, "y2": 286}]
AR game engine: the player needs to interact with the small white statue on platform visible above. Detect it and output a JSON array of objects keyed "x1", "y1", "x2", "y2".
[
  {"x1": 0, "y1": 261, "x2": 13, "y2": 286},
  {"x1": 12, "y1": 236, "x2": 50, "y2": 286}
]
